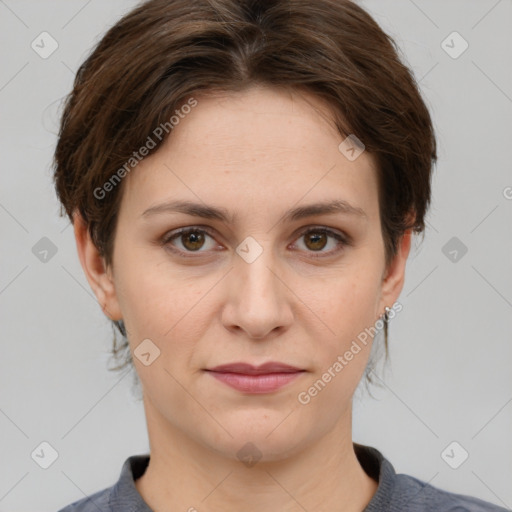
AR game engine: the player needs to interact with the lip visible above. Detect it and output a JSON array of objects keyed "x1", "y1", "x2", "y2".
[
  {"x1": 204, "y1": 362, "x2": 306, "y2": 394},
  {"x1": 206, "y1": 362, "x2": 304, "y2": 375}
]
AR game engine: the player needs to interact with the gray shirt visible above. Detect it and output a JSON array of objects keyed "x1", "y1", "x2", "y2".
[{"x1": 57, "y1": 443, "x2": 509, "y2": 511}]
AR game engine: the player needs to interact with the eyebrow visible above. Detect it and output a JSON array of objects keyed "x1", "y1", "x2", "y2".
[{"x1": 141, "y1": 199, "x2": 368, "y2": 223}]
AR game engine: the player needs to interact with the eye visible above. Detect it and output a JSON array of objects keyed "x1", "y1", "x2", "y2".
[
  {"x1": 161, "y1": 225, "x2": 351, "y2": 258},
  {"x1": 292, "y1": 227, "x2": 350, "y2": 258},
  {"x1": 162, "y1": 227, "x2": 219, "y2": 254}
]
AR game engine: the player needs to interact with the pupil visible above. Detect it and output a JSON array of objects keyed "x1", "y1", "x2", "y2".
[
  {"x1": 307, "y1": 232, "x2": 326, "y2": 251},
  {"x1": 184, "y1": 232, "x2": 204, "y2": 250}
]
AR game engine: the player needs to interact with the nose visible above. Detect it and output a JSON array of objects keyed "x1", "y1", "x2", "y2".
[{"x1": 221, "y1": 243, "x2": 294, "y2": 340}]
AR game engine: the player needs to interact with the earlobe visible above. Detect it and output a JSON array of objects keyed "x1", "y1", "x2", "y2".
[{"x1": 72, "y1": 210, "x2": 123, "y2": 321}]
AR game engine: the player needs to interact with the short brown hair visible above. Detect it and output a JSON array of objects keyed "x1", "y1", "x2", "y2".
[{"x1": 53, "y1": 0, "x2": 437, "y2": 379}]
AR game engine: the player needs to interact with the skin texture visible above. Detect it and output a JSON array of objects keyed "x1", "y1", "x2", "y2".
[{"x1": 74, "y1": 84, "x2": 411, "y2": 511}]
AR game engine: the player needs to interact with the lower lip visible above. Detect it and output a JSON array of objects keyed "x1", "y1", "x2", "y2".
[{"x1": 206, "y1": 371, "x2": 303, "y2": 393}]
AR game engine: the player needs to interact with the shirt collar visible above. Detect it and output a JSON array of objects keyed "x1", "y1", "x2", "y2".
[
  {"x1": 109, "y1": 454, "x2": 152, "y2": 511},
  {"x1": 354, "y1": 442, "x2": 396, "y2": 511},
  {"x1": 109, "y1": 443, "x2": 396, "y2": 511}
]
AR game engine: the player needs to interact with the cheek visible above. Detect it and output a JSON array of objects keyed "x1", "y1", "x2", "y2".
[
  {"x1": 298, "y1": 273, "x2": 381, "y2": 400},
  {"x1": 301, "y1": 288, "x2": 379, "y2": 411},
  {"x1": 116, "y1": 262, "x2": 217, "y2": 364},
  {"x1": 114, "y1": 246, "x2": 186, "y2": 328},
  {"x1": 316, "y1": 266, "x2": 381, "y2": 339}
]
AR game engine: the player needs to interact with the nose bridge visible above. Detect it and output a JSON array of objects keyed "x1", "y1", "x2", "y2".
[
  {"x1": 236, "y1": 234, "x2": 280, "y2": 301},
  {"x1": 225, "y1": 234, "x2": 292, "y2": 337}
]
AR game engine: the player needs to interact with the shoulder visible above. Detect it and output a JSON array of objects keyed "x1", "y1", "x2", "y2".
[
  {"x1": 392, "y1": 473, "x2": 509, "y2": 511},
  {"x1": 354, "y1": 444, "x2": 508, "y2": 512},
  {"x1": 56, "y1": 486, "x2": 112, "y2": 511},
  {"x1": 56, "y1": 454, "x2": 150, "y2": 512}
]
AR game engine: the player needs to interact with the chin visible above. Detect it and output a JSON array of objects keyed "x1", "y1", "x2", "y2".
[{"x1": 199, "y1": 418, "x2": 311, "y2": 464}]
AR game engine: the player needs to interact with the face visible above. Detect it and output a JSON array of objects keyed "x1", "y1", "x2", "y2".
[{"x1": 76, "y1": 84, "x2": 410, "y2": 462}]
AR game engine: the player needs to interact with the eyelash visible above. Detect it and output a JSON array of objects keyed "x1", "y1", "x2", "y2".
[{"x1": 160, "y1": 225, "x2": 351, "y2": 259}]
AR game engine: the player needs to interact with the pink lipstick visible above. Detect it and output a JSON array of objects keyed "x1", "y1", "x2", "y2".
[{"x1": 204, "y1": 362, "x2": 305, "y2": 393}]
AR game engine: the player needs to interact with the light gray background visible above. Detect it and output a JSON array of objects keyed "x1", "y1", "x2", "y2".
[{"x1": 1, "y1": 0, "x2": 511, "y2": 510}]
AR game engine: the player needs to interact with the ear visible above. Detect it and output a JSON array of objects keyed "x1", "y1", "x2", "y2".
[
  {"x1": 378, "y1": 228, "x2": 412, "y2": 315},
  {"x1": 72, "y1": 210, "x2": 123, "y2": 322}
]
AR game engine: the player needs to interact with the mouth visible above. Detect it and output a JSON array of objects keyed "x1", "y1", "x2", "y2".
[
  {"x1": 205, "y1": 361, "x2": 305, "y2": 375},
  {"x1": 203, "y1": 362, "x2": 306, "y2": 393}
]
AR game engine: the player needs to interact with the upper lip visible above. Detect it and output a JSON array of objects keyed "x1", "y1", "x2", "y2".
[{"x1": 205, "y1": 362, "x2": 304, "y2": 375}]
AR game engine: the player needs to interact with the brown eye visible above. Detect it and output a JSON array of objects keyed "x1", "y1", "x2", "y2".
[
  {"x1": 181, "y1": 231, "x2": 205, "y2": 251},
  {"x1": 304, "y1": 231, "x2": 328, "y2": 251},
  {"x1": 162, "y1": 227, "x2": 218, "y2": 254},
  {"x1": 294, "y1": 227, "x2": 349, "y2": 258},
  {"x1": 162, "y1": 226, "x2": 349, "y2": 259}
]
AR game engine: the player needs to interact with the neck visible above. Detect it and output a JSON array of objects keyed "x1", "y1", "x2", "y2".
[{"x1": 135, "y1": 397, "x2": 378, "y2": 512}]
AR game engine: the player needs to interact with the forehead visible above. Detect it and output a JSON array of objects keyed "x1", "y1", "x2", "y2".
[{"x1": 118, "y1": 85, "x2": 380, "y2": 226}]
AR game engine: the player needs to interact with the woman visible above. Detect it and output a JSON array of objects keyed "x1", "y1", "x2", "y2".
[{"x1": 53, "y1": 0, "x2": 507, "y2": 510}]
